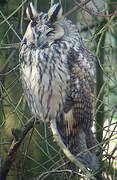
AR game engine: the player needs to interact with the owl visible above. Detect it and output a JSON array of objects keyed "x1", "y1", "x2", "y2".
[{"x1": 19, "y1": 2, "x2": 99, "y2": 171}]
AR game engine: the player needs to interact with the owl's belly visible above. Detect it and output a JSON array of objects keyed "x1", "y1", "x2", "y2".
[{"x1": 21, "y1": 64, "x2": 67, "y2": 122}]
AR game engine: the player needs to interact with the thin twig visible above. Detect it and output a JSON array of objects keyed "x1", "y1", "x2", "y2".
[
  {"x1": 0, "y1": 49, "x2": 17, "y2": 75},
  {"x1": 64, "y1": 0, "x2": 91, "y2": 17},
  {"x1": 72, "y1": 0, "x2": 117, "y2": 19},
  {"x1": 0, "y1": 0, "x2": 27, "y2": 27},
  {"x1": 0, "y1": 44, "x2": 19, "y2": 49},
  {"x1": 0, "y1": 10, "x2": 21, "y2": 41}
]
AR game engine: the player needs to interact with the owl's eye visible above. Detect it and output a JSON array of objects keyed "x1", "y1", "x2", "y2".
[
  {"x1": 46, "y1": 31, "x2": 54, "y2": 36},
  {"x1": 46, "y1": 27, "x2": 55, "y2": 36},
  {"x1": 31, "y1": 21, "x2": 38, "y2": 27}
]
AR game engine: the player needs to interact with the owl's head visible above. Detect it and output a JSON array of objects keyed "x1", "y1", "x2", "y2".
[{"x1": 24, "y1": 2, "x2": 64, "y2": 48}]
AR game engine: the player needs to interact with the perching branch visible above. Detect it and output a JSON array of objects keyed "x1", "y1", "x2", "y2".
[{"x1": 0, "y1": 117, "x2": 36, "y2": 180}]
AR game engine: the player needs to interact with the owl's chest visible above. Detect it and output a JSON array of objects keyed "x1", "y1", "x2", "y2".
[{"x1": 20, "y1": 48, "x2": 68, "y2": 121}]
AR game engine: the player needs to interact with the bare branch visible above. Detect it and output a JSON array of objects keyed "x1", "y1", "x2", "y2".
[
  {"x1": 72, "y1": 0, "x2": 117, "y2": 19},
  {"x1": 64, "y1": 0, "x2": 91, "y2": 17},
  {"x1": 0, "y1": 117, "x2": 36, "y2": 180}
]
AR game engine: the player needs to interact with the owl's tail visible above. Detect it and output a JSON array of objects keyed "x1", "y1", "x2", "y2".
[
  {"x1": 73, "y1": 128, "x2": 99, "y2": 171},
  {"x1": 56, "y1": 117, "x2": 99, "y2": 171},
  {"x1": 50, "y1": 119, "x2": 93, "y2": 178}
]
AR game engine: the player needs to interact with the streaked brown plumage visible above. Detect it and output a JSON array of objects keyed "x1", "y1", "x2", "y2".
[{"x1": 19, "y1": 2, "x2": 98, "y2": 171}]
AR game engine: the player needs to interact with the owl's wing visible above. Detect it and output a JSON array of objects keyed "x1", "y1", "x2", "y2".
[{"x1": 56, "y1": 48, "x2": 99, "y2": 170}]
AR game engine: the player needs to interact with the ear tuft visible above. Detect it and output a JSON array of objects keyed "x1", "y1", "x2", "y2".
[
  {"x1": 26, "y1": 2, "x2": 38, "y2": 21},
  {"x1": 48, "y1": 3, "x2": 62, "y2": 23}
]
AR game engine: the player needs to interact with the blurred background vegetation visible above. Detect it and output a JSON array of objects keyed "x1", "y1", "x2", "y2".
[{"x1": 0, "y1": 0, "x2": 117, "y2": 179}]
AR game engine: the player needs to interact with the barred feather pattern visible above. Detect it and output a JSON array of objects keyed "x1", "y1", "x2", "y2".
[{"x1": 19, "y1": 3, "x2": 98, "y2": 171}]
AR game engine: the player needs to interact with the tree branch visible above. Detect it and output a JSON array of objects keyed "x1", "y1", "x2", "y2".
[
  {"x1": 72, "y1": 0, "x2": 117, "y2": 19},
  {"x1": 0, "y1": 117, "x2": 36, "y2": 180},
  {"x1": 64, "y1": 0, "x2": 91, "y2": 17}
]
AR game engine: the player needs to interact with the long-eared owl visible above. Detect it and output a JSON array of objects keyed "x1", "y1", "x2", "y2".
[{"x1": 19, "y1": 2, "x2": 99, "y2": 170}]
